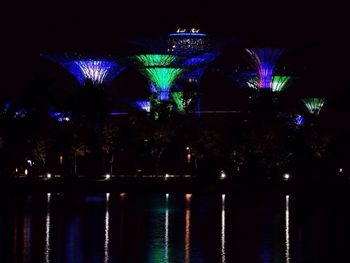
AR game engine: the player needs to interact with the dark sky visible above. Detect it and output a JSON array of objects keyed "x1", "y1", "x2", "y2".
[{"x1": 2, "y1": 0, "x2": 349, "y2": 104}]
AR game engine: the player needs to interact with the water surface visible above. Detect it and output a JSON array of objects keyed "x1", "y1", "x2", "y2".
[{"x1": 1, "y1": 192, "x2": 349, "y2": 262}]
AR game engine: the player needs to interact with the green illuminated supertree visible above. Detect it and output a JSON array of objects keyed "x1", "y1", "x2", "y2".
[
  {"x1": 145, "y1": 68, "x2": 184, "y2": 100},
  {"x1": 172, "y1": 91, "x2": 192, "y2": 114},
  {"x1": 132, "y1": 54, "x2": 184, "y2": 101},
  {"x1": 135, "y1": 54, "x2": 177, "y2": 67},
  {"x1": 302, "y1": 98, "x2": 325, "y2": 115},
  {"x1": 271, "y1": 76, "x2": 291, "y2": 92}
]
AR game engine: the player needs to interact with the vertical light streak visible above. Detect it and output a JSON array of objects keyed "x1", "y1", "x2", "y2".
[
  {"x1": 221, "y1": 194, "x2": 226, "y2": 263},
  {"x1": 285, "y1": 195, "x2": 290, "y2": 263},
  {"x1": 45, "y1": 193, "x2": 51, "y2": 263},
  {"x1": 185, "y1": 194, "x2": 191, "y2": 263},
  {"x1": 165, "y1": 194, "x2": 169, "y2": 263},
  {"x1": 23, "y1": 214, "x2": 31, "y2": 263},
  {"x1": 104, "y1": 193, "x2": 110, "y2": 263}
]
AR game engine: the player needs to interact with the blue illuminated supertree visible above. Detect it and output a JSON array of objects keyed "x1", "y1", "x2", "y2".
[
  {"x1": 131, "y1": 100, "x2": 151, "y2": 112},
  {"x1": 42, "y1": 53, "x2": 125, "y2": 86},
  {"x1": 245, "y1": 48, "x2": 285, "y2": 89}
]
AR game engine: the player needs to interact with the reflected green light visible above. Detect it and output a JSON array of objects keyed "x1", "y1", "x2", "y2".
[
  {"x1": 271, "y1": 76, "x2": 291, "y2": 92},
  {"x1": 302, "y1": 98, "x2": 325, "y2": 115},
  {"x1": 135, "y1": 54, "x2": 177, "y2": 67}
]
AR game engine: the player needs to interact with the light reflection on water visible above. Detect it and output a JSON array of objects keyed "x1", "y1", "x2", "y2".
[
  {"x1": 3, "y1": 193, "x2": 350, "y2": 262},
  {"x1": 104, "y1": 193, "x2": 110, "y2": 263},
  {"x1": 221, "y1": 194, "x2": 226, "y2": 263},
  {"x1": 45, "y1": 193, "x2": 51, "y2": 263},
  {"x1": 23, "y1": 214, "x2": 31, "y2": 263},
  {"x1": 285, "y1": 195, "x2": 290, "y2": 263},
  {"x1": 165, "y1": 194, "x2": 169, "y2": 263},
  {"x1": 185, "y1": 194, "x2": 191, "y2": 263}
]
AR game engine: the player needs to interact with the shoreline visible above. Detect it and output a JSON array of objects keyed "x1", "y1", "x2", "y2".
[{"x1": 1, "y1": 177, "x2": 350, "y2": 195}]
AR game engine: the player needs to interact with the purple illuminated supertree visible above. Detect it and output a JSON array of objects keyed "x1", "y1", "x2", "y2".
[
  {"x1": 42, "y1": 53, "x2": 125, "y2": 86},
  {"x1": 245, "y1": 48, "x2": 285, "y2": 89}
]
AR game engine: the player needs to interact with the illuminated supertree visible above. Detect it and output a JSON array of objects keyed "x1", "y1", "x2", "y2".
[
  {"x1": 145, "y1": 68, "x2": 184, "y2": 100},
  {"x1": 131, "y1": 100, "x2": 151, "y2": 112},
  {"x1": 271, "y1": 76, "x2": 291, "y2": 92},
  {"x1": 302, "y1": 98, "x2": 325, "y2": 115},
  {"x1": 230, "y1": 71, "x2": 259, "y2": 90},
  {"x1": 168, "y1": 28, "x2": 211, "y2": 55},
  {"x1": 168, "y1": 29, "x2": 220, "y2": 115},
  {"x1": 181, "y1": 50, "x2": 220, "y2": 83},
  {"x1": 132, "y1": 54, "x2": 184, "y2": 101},
  {"x1": 171, "y1": 92, "x2": 193, "y2": 114},
  {"x1": 245, "y1": 48, "x2": 285, "y2": 89},
  {"x1": 42, "y1": 53, "x2": 125, "y2": 86},
  {"x1": 135, "y1": 54, "x2": 177, "y2": 67}
]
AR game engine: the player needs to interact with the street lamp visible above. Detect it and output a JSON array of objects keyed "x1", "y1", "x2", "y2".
[
  {"x1": 220, "y1": 170, "x2": 226, "y2": 179},
  {"x1": 186, "y1": 146, "x2": 191, "y2": 164}
]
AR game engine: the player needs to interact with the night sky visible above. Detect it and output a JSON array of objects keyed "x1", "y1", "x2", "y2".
[{"x1": 3, "y1": 1, "x2": 349, "y2": 109}]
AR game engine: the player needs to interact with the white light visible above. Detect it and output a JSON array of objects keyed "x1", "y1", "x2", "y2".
[
  {"x1": 339, "y1": 168, "x2": 343, "y2": 173},
  {"x1": 105, "y1": 174, "x2": 111, "y2": 180},
  {"x1": 166, "y1": 193, "x2": 169, "y2": 199},
  {"x1": 220, "y1": 171, "x2": 226, "y2": 179},
  {"x1": 165, "y1": 173, "x2": 169, "y2": 179},
  {"x1": 47, "y1": 173, "x2": 52, "y2": 179},
  {"x1": 27, "y1": 160, "x2": 32, "y2": 167},
  {"x1": 15, "y1": 168, "x2": 18, "y2": 173},
  {"x1": 24, "y1": 169, "x2": 28, "y2": 176},
  {"x1": 283, "y1": 173, "x2": 291, "y2": 181}
]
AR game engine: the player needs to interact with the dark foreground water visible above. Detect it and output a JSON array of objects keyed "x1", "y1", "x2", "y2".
[{"x1": 1, "y1": 192, "x2": 350, "y2": 263}]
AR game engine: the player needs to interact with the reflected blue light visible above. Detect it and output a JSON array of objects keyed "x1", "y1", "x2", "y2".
[{"x1": 61, "y1": 60, "x2": 124, "y2": 85}]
